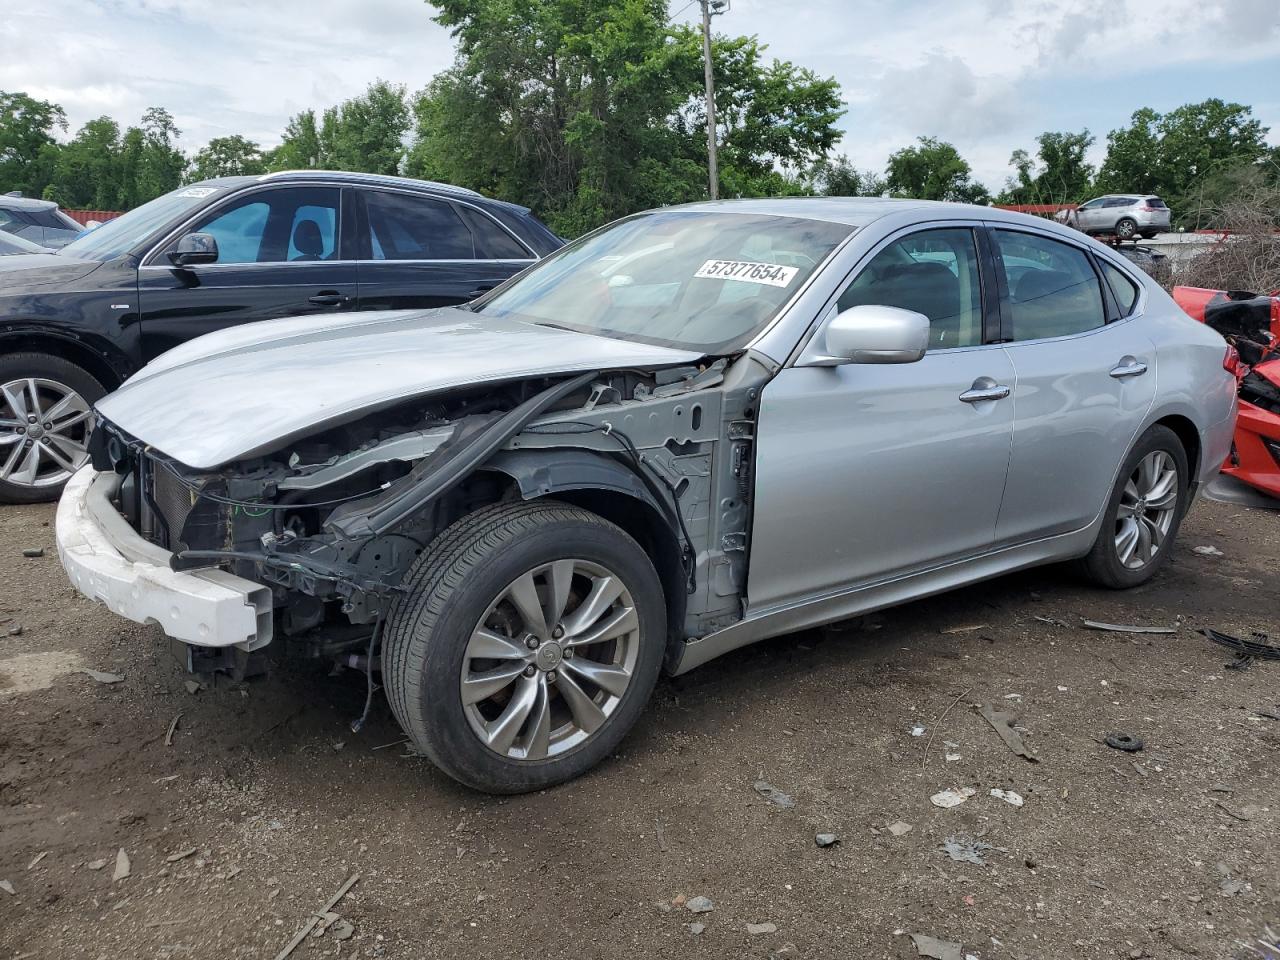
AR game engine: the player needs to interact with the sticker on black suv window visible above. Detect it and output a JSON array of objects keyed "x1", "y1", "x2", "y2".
[{"x1": 694, "y1": 259, "x2": 799, "y2": 287}]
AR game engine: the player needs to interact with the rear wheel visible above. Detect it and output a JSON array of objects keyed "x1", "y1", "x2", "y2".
[
  {"x1": 1082, "y1": 425, "x2": 1188, "y2": 588},
  {"x1": 0, "y1": 353, "x2": 104, "y2": 504},
  {"x1": 1114, "y1": 217, "x2": 1138, "y2": 241},
  {"x1": 383, "y1": 500, "x2": 666, "y2": 793}
]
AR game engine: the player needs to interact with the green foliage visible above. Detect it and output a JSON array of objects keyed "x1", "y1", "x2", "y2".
[
  {"x1": 1001, "y1": 130, "x2": 1095, "y2": 205},
  {"x1": 0, "y1": 92, "x2": 67, "y2": 198},
  {"x1": 37, "y1": 108, "x2": 184, "y2": 210},
  {"x1": 270, "y1": 81, "x2": 411, "y2": 175},
  {"x1": 885, "y1": 136, "x2": 989, "y2": 203},
  {"x1": 802, "y1": 154, "x2": 884, "y2": 197},
  {"x1": 190, "y1": 135, "x2": 266, "y2": 180}
]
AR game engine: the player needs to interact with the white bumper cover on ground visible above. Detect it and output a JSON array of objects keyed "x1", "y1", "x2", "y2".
[{"x1": 56, "y1": 466, "x2": 272, "y2": 650}]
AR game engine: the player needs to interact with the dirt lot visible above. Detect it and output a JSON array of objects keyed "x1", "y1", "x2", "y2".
[{"x1": 2, "y1": 494, "x2": 1278, "y2": 960}]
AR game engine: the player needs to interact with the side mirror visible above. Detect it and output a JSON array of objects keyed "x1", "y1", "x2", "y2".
[
  {"x1": 806, "y1": 304, "x2": 930, "y2": 366},
  {"x1": 168, "y1": 232, "x2": 219, "y2": 267}
]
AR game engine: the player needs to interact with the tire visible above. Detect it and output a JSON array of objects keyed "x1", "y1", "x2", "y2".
[
  {"x1": 1114, "y1": 217, "x2": 1138, "y2": 241},
  {"x1": 383, "y1": 500, "x2": 667, "y2": 794},
  {"x1": 0, "y1": 353, "x2": 105, "y2": 504},
  {"x1": 1081, "y1": 425, "x2": 1189, "y2": 589}
]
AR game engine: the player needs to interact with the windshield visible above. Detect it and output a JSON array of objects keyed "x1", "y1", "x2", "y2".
[
  {"x1": 58, "y1": 185, "x2": 226, "y2": 261},
  {"x1": 476, "y1": 210, "x2": 854, "y2": 352}
]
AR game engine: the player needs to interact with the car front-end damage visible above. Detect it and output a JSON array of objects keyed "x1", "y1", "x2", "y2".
[{"x1": 61, "y1": 352, "x2": 770, "y2": 675}]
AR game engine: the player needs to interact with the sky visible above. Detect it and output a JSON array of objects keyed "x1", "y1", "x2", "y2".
[{"x1": 3, "y1": 0, "x2": 1278, "y2": 191}]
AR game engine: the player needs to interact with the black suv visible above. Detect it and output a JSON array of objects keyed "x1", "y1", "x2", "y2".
[{"x1": 0, "y1": 171, "x2": 562, "y2": 502}]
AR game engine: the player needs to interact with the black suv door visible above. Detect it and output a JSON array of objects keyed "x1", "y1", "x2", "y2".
[
  {"x1": 136, "y1": 185, "x2": 357, "y2": 360},
  {"x1": 354, "y1": 188, "x2": 535, "y2": 310}
]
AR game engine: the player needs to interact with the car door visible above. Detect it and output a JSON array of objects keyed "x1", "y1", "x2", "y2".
[
  {"x1": 1074, "y1": 199, "x2": 1104, "y2": 232},
  {"x1": 354, "y1": 189, "x2": 536, "y2": 311},
  {"x1": 137, "y1": 185, "x2": 357, "y2": 361},
  {"x1": 747, "y1": 225, "x2": 1017, "y2": 611},
  {"x1": 988, "y1": 227, "x2": 1156, "y2": 544}
]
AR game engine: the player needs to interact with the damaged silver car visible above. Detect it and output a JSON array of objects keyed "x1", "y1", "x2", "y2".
[{"x1": 57, "y1": 199, "x2": 1237, "y2": 793}]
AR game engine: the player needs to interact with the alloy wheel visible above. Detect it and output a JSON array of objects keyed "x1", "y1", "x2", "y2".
[
  {"x1": 0, "y1": 378, "x2": 95, "y2": 490},
  {"x1": 460, "y1": 559, "x2": 640, "y2": 761},
  {"x1": 1114, "y1": 450, "x2": 1178, "y2": 570}
]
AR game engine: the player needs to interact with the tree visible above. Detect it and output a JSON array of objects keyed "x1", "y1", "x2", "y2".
[
  {"x1": 885, "y1": 136, "x2": 989, "y2": 203},
  {"x1": 1002, "y1": 130, "x2": 1095, "y2": 205},
  {"x1": 190, "y1": 135, "x2": 266, "y2": 180},
  {"x1": 268, "y1": 82, "x2": 410, "y2": 175},
  {"x1": 804, "y1": 154, "x2": 884, "y2": 197},
  {"x1": 0, "y1": 91, "x2": 67, "y2": 197},
  {"x1": 134, "y1": 107, "x2": 185, "y2": 200},
  {"x1": 269, "y1": 109, "x2": 323, "y2": 170},
  {"x1": 44, "y1": 117, "x2": 122, "y2": 208}
]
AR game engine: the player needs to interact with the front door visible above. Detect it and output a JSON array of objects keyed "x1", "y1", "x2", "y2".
[
  {"x1": 354, "y1": 189, "x2": 534, "y2": 311},
  {"x1": 137, "y1": 185, "x2": 356, "y2": 360},
  {"x1": 989, "y1": 228, "x2": 1157, "y2": 543},
  {"x1": 747, "y1": 226, "x2": 1016, "y2": 612}
]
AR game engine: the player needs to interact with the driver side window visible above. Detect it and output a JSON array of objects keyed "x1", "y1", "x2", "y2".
[{"x1": 837, "y1": 228, "x2": 984, "y2": 350}]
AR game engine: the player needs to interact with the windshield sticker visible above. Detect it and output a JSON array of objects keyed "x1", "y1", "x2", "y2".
[
  {"x1": 694, "y1": 259, "x2": 799, "y2": 287},
  {"x1": 177, "y1": 187, "x2": 218, "y2": 198}
]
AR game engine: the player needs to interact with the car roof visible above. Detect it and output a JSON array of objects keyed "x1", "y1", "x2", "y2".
[
  {"x1": 0, "y1": 194, "x2": 60, "y2": 212},
  {"x1": 205, "y1": 169, "x2": 486, "y2": 198}
]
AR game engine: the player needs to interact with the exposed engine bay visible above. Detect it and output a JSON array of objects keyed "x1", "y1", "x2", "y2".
[{"x1": 88, "y1": 354, "x2": 772, "y2": 664}]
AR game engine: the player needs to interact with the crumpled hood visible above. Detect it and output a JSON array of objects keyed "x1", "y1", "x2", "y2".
[
  {"x1": 0, "y1": 252, "x2": 101, "y2": 288},
  {"x1": 97, "y1": 307, "x2": 702, "y2": 469}
]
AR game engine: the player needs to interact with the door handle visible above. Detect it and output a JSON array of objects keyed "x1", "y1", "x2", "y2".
[
  {"x1": 466, "y1": 285, "x2": 495, "y2": 299},
  {"x1": 1109, "y1": 357, "x2": 1148, "y2": 379},
  {"x1": 308, "y1": 292, "x2": 352, "y2": 307},
  {"x1": 959, "y1": 377, "x2": 1011, "y2": 404}
]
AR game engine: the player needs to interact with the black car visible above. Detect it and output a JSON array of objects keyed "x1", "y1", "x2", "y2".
[
  {"x1": 0, "y1": 194, "x2": 84, "y2": 249},
  {"x1": 0, "y1": 171, "x2": 562, "y2": 502}
]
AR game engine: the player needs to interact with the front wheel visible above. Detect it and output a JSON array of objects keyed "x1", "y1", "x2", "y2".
[
  {"x1": 0, "y1": 353, "x2": 105, "y2": 504},
  {"x1": 1114, "y1": 217, "x2": 1138, "y2": 241},
  {"x1": 1081, "y1": 425, "x2": 1189, "y2": 588},
  {"x1": 383, "y1": 500, "x2": 667, "y2": 793}
]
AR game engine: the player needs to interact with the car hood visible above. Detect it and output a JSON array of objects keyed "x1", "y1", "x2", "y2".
[
  {"x1": 0, "y1": 252, "x2": 101, "y2": 287},
  {"x1": 97, "y1": 307, "x2": 703, "y2": 468}
]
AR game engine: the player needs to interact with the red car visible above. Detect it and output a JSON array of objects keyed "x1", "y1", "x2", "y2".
[{"x1": 1174, "y1": 286, "x2": 1280, "y2": 499}]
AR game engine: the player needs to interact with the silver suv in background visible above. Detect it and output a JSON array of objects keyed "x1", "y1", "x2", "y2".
[{"x1": 1065, "y1": 194, "x2": 1171, "y2": 240}]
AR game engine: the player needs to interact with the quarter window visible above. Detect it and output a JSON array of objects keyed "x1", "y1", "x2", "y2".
[
  {"x1": 837, "y1": 228, "x2": 985, "y2": 350},
  {"x1": 363, "y1": 192, "x2": 474, "y2": 260},
  {"x1": 1101, "y1": 260, "x2": 1140, "y2": 316},
  {"x1": 994, "y1": 231, "x2": 1106, "y2": 341},
  {"x1": 457, "y1": 206, "x2": 530, "y2": 259}
]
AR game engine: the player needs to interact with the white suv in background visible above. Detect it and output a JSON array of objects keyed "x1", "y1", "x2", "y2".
[{"x1": 1065, "y1": 195, "x2": 1172, "y2": 240}]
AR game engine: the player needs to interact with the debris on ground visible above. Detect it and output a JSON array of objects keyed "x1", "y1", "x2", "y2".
[
  {"x1": 1217, "y1": 863, "x2": 1249, "y2": 897},
  {"x1": 86, "y1": 858, "x2": 108, "y2": 871},
  {"x1": 273, "y1": 874, "x2": 360, "y2": 960},
  {"x1": 0, "y1": 880, "x2": 14, "y2": 896},
  {"x1": 165, "y1": 713, "x2": 182, "y2": 746},
  {"x1": 1201, "y1": 627, "x2": 1280, "y2": 662},
  {"x1": 930, "y1": 787, "x2": 976, "y2": 809},
  {"x1": 80, "y1": 668, "x2": 125, "y2": 684},
  {"x1": 909, "y1": 933, "x2": 965, "y2": 959},
  {"x1": 26, "y1": 852, "x2": 46, "y2": 870},
  {"x1": 687, "y1": 923, "x2": 705, "y2": 935},
  {"x1": 911, "y1": 723, "x2": 927, "y2": 737},
  {"x1": 945, "y1": 751, "x2": 961, "y2": 762},
  {"x1": 940, "y1": 624, "x2": 988, "y2": 635},
  {"x1": 1034, "y1": 615, "x2": 1070, "y2": 627},
  {"x1": 1193, "y1": 545, "x2": 1225, "y2": 557},
  {"x1": 329, "y1": 919, "x2": 354, "y2": 941},
  {"x1": 940, "y1": 835, "x2": 993, "y2": 866},
  {"x1": 747, "y1": 922, "x2": 778, "y2": 935},
  {"x1": 1214, "y1": 800, "x2": 1260, "y2": 822},
  {"x1": 978, "y1": 703, "x2": 1039, "y2": 762},
  {"x1": 990, "y1": 788, "x2": 1024, "y2": 807},
  {"x1": 21, "y1": 548, "x2": 44, "y2": 558},
  {"x1": 6, "y1": 624, "x2": 21, "y2": 636},
  {"x1": 752, "y1": 780, "x2": 795, "y2": 809},
  {"x1": 887, "y1": 821, "x2": 913, "y2": 836},
  {"x1": 184, "y1": 680, "x2": 202, "y2": 695},
  {"x1": 166, "y1": 848, "x2": 197, "y2": 863},
  {"x1": 112, "y1": 848, "x2": 130, "y2": 882},
  {"x1": 1082, "y1": 620, "x2": 1176, "y2": 635},
  {"x1": 1105, "y1": 732, "x2": 1145, "y2": 752},
  {"x1": 815, "y1": 833, "x2": 839, "y2": 848},
  {"x1": 920, "y1": 686, "x2": 973, "y2": 769},
  {"x1": 685, "y1": 896, "x2": 714, "y2": 914}
]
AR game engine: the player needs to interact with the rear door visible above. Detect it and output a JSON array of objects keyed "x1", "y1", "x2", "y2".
[
  {"x1": 354, "y1": 189, "x2": 536, "y2": 311},
  {"x1": 137, "y1": 185, "x2": 356, "y2": 360},
  {"x1": 989, "y1": 226, "x2": 1156, "y2": 544}
]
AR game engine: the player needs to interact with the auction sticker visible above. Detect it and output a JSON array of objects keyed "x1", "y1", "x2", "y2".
[{"x1": 694, "y1": 259, "x2": 798, "y2": 287}]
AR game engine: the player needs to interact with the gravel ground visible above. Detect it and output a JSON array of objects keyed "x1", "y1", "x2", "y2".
[{"x1": 1, "y1": 495, "x2": 1278, "y2": 960}]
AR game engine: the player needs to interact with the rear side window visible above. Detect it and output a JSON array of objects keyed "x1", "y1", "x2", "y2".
[
  {"x1": 363, "y1": 191, "x2": 473, "y2": 260},
  {"x1": 994, "y1": 230, "x2": 1106, "y2": 341},
  {"x1": 1101, "y1": 260, "x2": 1140, "y2": 316},
  {"x1": 1145, "y1": 198, "x2": 1167, "y2": 209},
  {"x1": 838, "y1": 228, "x2": 984, "y2": 350},
  {"x1": 457, "y1": 206, "x2": 530, "y2": 259}
]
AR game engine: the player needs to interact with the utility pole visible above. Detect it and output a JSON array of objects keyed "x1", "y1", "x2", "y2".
[{"x1": 699, "y1": 0, "x2": 727, "y2": 200}]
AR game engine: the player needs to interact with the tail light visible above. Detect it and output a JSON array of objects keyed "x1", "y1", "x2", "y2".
[{"x1": 1224, "y1": 345, "x2": 1244, "y2": 377}]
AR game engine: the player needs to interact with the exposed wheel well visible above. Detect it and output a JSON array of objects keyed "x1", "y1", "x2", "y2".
[
  {"x1": 1154, "y1": 414, "x2": 1201, "y2": 482},
  {"x1": 544, "y1": 489, "x2": 688, "y2": 649},
  {"x1": 0, "y1": 334, "x2": 127, "y2": 391}
]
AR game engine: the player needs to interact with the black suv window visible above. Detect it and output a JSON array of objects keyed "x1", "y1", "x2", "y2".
[
  {"x1": 457, "y1": 205, "x2": 530, "y2": 259},
  {"x1": 181, "y1": 187, "x2": 340, "y2": 264},
  {"x1": 994, "y1": 230, "x2": 1106, "y2": 341},
  {"x1": 363, "y1": 191, "x2": 474, "y2": 260},
  {"x1": 837, "y1": 228, "x2": 985, "y2": 350}
]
